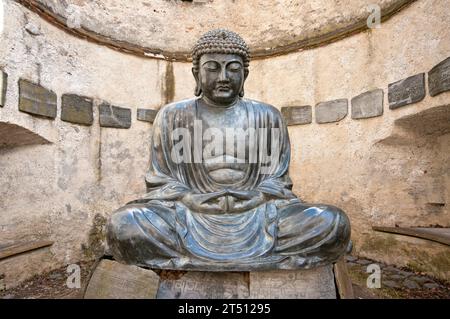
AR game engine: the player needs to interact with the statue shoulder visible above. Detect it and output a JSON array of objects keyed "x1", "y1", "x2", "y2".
[
  {"x1": 242, "y1": 98, "x2": 283, "y2": 117},
  {"x1": 154, "y1": 98, "x2": 198, "y2": 123},
  {"x1": 158, "y1": 98, "x2": 197, "y2": 114}
]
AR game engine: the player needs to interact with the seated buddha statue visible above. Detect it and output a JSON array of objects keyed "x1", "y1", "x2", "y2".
[{"x1": 106, "y1": 29, "x2": 351, "y2": 271}]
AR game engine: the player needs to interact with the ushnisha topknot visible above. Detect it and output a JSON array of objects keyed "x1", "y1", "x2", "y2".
[{"x1": 192, "y1": 29, "x2": 250, "y2": 72}]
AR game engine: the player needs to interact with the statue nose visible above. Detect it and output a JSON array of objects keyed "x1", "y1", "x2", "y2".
[{"x1": 218, "y1": 69, "x2": 229, "y2": 82}]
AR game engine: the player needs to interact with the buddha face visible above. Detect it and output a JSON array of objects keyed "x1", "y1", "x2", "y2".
[{"x1": 197, "y1": 53, "x2": 245, "y2": 106}]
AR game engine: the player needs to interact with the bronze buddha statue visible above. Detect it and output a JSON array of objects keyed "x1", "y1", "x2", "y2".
[{"x1": 106, "y1": 29, "x2": 351, "y2": 271}]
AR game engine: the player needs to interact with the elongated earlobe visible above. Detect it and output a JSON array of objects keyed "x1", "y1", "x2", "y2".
[
  {"x1": 192, "y1": 68, "x2": 202, "y2": 96},
  {"x1": 195, "y1": 84, "x2": 202, "y2": 96}
]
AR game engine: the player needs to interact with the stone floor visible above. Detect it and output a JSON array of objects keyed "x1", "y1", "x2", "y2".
[
  {"x1": 0, "y1": 256, "x2": 449, "y2": 299},
  {"x1": 0, "y1": 260, "x2": 94, "y2": 299},
  {"x1": 345, "y1": 256, "x2": 450, "y2": 299}
]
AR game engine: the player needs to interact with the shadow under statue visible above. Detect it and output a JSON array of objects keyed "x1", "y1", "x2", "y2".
[{"x1": 106, "y1": 29, "x2": 351, "y2": 271}]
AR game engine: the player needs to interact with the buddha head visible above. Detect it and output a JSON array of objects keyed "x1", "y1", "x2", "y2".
[{"x1": 192, "y1": 29, "x2": 250, "y2": 106}]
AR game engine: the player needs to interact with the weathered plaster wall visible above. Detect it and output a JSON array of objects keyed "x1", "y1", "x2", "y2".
[
  {"x1": 0, "y1": 0, "x2": 165, "y2": 287},
  {"x1": 0, "y1": 0, "x2": 449, "y2": 287},
  {"x1": 243, "y1": 0, "x2": 450, "y2": 279}
]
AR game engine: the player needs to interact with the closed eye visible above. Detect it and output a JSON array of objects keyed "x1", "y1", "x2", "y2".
[
  {"x1": 203, "y1": 61, "x2": 220, "y2": 71},
  {"x1": 228, "y1": 62, "x2": 242, "y2": 71}
]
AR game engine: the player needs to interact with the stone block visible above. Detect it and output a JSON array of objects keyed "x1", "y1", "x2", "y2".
[
  {"x1": 84, "y1": 260, "x2": 340, "y2": 299},
  {"x1": 281, "y1": 105, "x2": 312, "y2": 125},
  {"x1": 356, "y1": 258, "x2": 371, "y2": 265},
  {"x1": 84, "y1": 259, "x2": 159, "y2": 299},
  {"x1": 315, "y1": 99, "x2": 348, "y2": 124},
  {"x1": 249, "y1": 265, "x2": 337, "y2": 299},
  {"x1": 388, "y1": 73, "x2": 425, "y2": 109},
  {"x1": 98, "y1": 102, "x2": 131, "y2": 128},
  {"x1": 137, "y1": 108, "x2": 158, "y2": 123},
  {"x1": 383, "y1": 280, "x2": 400, "y2": 289},
  {"x1": 157, "y1": 271, "x2": 249, "y2": 299},
  {"x1": 424, "y1": 283, "x2": 440, "y2": 289},
  {"x1": 351, "y1": 89, "x2": 383, "y2": 119},
  {"x1": 403, "y1": 279, "x2": 420, "y2": 290},
  {"x1": 428, "y1": 56, "x2": 450, "y2": 97},
  {"x1": 0, "y1": 69, "x2": 7, "y2": 107},
  {"x1": 61, "y1": 94, "x2": 94, "y2": 125},
  {"x1": 18, "y1": 79, "x2": 57, "y2": 118}
]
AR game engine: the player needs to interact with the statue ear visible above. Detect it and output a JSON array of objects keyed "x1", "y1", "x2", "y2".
[
  {"x1": 244, "y1": 69, "x2": 249, "y2": 80},
  {"x1": 192, "y1": 68, "x2": 202, "y2": 96},
  {"x1": 239, "y1": 69, "x2": 249, "y2": 97}
]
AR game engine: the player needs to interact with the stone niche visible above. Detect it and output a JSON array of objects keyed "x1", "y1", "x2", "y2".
[
  {"x1": 355, "y1": 104, "x2": 450, "y2": 280},
  {"x1": 0, "y1": 122, "x2": 50, "y2": 148},
  {"x1": 84, "y1": 259, "x2": 352, "y2": 299},
  {"x1": 371, "y1": 104, "x2": 450, "y2": 214}
]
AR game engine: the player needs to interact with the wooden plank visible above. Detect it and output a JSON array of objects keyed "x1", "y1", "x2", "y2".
[
  {"x1": 333, "y1": 257, "x2": 355, "y2": 299},
  {"x1": 372, "y1": 226, "x2": 450, "y2": 246},
  {"x1": 0, "y1": 240, "x2": 54, "y2": 260},
  {"x1": 81, "y1": 258, "x2": 102, "y2": 298}
]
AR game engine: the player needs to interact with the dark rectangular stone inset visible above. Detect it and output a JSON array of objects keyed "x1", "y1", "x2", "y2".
[
  {"x1": 61, "y1": 94, "x2": 94, "y2": 125},
  {"x1": 351, "y1": 89, "x2": 383, "y2": 119},
  {"x1": 137, "y1": 108, "x2": 158, "y2": 124},
  {"x1": 18, "y1": 79, "x2": 57, "y2": 118},
  {"x1": 1, "y1": 70, "x2": 7, "y2": 107},
  {"x1": 99, "y1": 102, "x2": 131, "y2": 129},
  {"x1": 315, "y1": 99, "x2": 348, "y2": 124},
  {"x1": 428, "y1": 56, "x2": 450, "y2": 97},
  {"x1": 281, "y1": 105, "x2": 312, "y2": 126},
  {"x1": 388, "y1": 73, "x2": 425, "y2": 109}
]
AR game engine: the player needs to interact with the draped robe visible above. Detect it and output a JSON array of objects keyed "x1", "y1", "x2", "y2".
[{"x1": 106, "y1": 98, "x2": 351, "y2": 271}]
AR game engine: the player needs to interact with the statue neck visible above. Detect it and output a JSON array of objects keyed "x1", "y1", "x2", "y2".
[{"x1": 200, "y1": 96, "x2": 239, "y2": 109}]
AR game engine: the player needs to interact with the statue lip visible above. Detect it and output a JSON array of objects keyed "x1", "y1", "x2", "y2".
[{"x1": 216, "y1": 85, "x2": 231, "y2": 90}]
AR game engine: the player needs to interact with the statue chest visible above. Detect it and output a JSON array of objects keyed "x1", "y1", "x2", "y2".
[{"x1": 196, "y1": 103, "x2": 250, "y2": 184}]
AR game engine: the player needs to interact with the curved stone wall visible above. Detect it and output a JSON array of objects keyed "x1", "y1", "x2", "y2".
[
  {"x1": 0, "y1": 0, "x2": 449, "y2": 287},
  {"x1": 17, "y1": 0, "x2": 414, "y2": 60}
]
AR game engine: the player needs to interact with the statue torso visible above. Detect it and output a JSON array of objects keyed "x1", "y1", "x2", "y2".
[
  {"x1": 154, "y1": 97, "x2": 287, "y2": 192},
  {"x1": 196, "y1": 99, "x2": 249, "y2": 185}
]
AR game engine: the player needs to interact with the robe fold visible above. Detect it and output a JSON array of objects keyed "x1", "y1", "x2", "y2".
[{"x1": 107, "y1": 97, "x2": 351, "y2": 271}]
